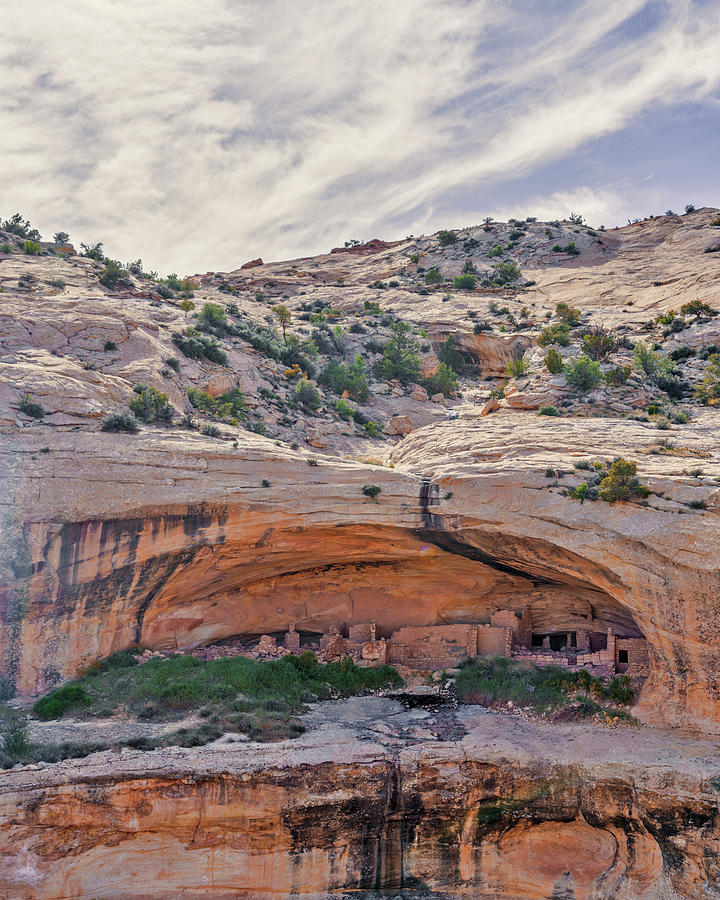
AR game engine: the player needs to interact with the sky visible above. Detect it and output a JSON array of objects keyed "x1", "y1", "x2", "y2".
[{"x1": 1, "y1": 0, "x2": 719, "y2": 275}]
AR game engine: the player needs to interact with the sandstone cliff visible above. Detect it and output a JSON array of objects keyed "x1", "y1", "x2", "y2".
[{"x1": 3, "y1": 209, "x2": 720, "y2": 736}]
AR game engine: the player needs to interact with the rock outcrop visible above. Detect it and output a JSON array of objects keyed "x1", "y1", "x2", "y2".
[{"x1": 1, "y1": 700, "x2": 718, "y2": 899}]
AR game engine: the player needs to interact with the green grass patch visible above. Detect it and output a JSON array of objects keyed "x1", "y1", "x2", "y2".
[
  {"x1": 455, "y1": 656, "x2": 634, "y2": 714},
  {"x1": 30, "y1": 651, "x2": 402, "y2": 747}
]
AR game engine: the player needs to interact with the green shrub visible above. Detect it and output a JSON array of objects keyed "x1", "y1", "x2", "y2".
[
  {"x1": 165, "y1": 356, "x2": 181, "y2": 372},
  {"x1": 537, "y1": 323, "x2": 570, "y2": 347},
  {"x1": 363, "y1": 299, "x2": 382, "y2": 315},
  {"x1": 103, "y1": 340, "x2": 116, "y2": 351},
  {"x1": 489, "y1": 245, "x2": 503, "y2": 258},
  {"x1": 129, "y1": 385, "x2": 173, "y2": 423},
  {"x1": 295, "y1": 378, "x2": 321, "y2": 410},
  {"x1": 101, "y1": 413, "x2": 138, "y2": 433},
  {"x1": 505, "y1": 356, "x2": 530, "y2": 378},
  {"x1": 2, "y1": 212, "x2": 41, "y2": 240},
  {"x1": 555, "y1": 302, "x2": 581, "y2": 325},
  {"x1": 538, "y1": 405, "x2": 560, "y2": 416},
  {"x1": 438, "y1": 336, "x2": 465, "y2": 373},
  {"x1": 669, "y1": 345, "x2": 695, "y2": 361},
  {"x1": 363, "y1": 421, "x2": 382, "y2": 438},
  {"x1": 19, "y1": 394, "x2": 45, "y2": 418},
  {"x1": 200, "y1": 423, "x2": 221, "y2": 437},
  {"x1": 34, "y1": 684, "x2": 92, "y2": 720},
  {"x1": 80, "y1": 241, "x2": 104, "y2": 261},
  {"x1": 453, "y1": 274, "x2": 476, "y2": 290},
  {"x1": 336, "y1": 399, "x2": 355, "y2": 419},
  {"x1": 680, "y1": 300, "x2": 714, "y2": 317},
  {"x1": 53, "y1": 231, "x2": 70, "y2": 243},
  {"x1": 565, "y1": 355, "x2": 602, "y2": 392},
  {"x1": 424, "y1": 267, "x2": 444, "y2": 285},
  {"x1": 198, "y1": 302, "x2": 227, "y2": 330},
  {"x1": 695, "y1": 353, "x2": 720, "y2": 404},
  {"x1": 362, "y1": 483, "x2": 381, "y2": 499},
  {"x1": 425, "y1": 362, "x2": 458, "y2": 396},
  {"x1": 544, "y1": 348, "x2": 563, "y2": 374},
  {"x1": 437, "y1": 230, "x2": 457, "y2": 247},
  {"x1": 598, "y1": 458, "x2": 649, "y2": 502},
  {"x1": 581, "y1": 326, "x2": 616, "y2": 360},
  {"x1": 188, "y1": 387, "x2": 246, "y2": 420},
  {"x1": 318, "y1": 356, "x2": 369, "y2": 401},
  {"x1": 1, "y1": 721, "x2": 30, "y2": 758},
  {"x1": 172, "y1": 328, "x2": 228, "y2": 365},
  {"x1": 179, "y1": 298, "x2": 195, "y2": 312},
  {"x1": 99, "y1": 259, "x2": 132, "y2": 289},
  {"x1": 23, "y1": 239, "x2": 41, "y2": 255},
  {"x1": 490, "y1": 260, "x2": 521, "y2": 285},
  {"x1": 373, "y1": 321, "x2": 420, "y2": 384},
  {"x1": 0, "y1": 242, "x2": 12, "y2": 254},
  {"x1": 604, "y1": 365, "x2": 631, "y2": 386}
]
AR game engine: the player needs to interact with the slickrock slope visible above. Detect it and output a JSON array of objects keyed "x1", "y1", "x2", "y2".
[
  {"x1": 2, "y1": 699, "x2": 720, "y2": 899},
  {"x1": 3, "y1": 207, "x2": 720, "y2": 898}
]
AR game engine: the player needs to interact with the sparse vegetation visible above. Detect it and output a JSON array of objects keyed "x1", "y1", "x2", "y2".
[
  {"x1": 172, "y1": 328, "x2": 228, "y2": 365},
  {"x1": 505, "y1": 356, "x2": 530, "y2": 378},
  {"x1": 295, "y1": 378, "x2": 321, "y2": 410},
  {"x1": 597, "y1": 458, "x2": 649, "y2": 503},
  {"x1": 18, "y1": 394, "x2": 46, "y2": 418},
  {"x1": 129, "y1": 385, "x2": 174, "y2": 424},
  {"x1": 544, "y1": 348, "x2": 563, "y2": 374},
  {"x1": 695, "y1": 354, "x2": 720, "y2": 404},
  {"x1": 437, "y1": 230, "x2": 457, "y2": 247},
  {"x1": 565, "y1": 355, "x2": 602, "y2": 392},
  {"x1": 101, "y1": 413, "x2": 139, "y2": 433},
  {"x1": 362, "y1": 483, "x2": 381, "y2": 499},
  {"x1": 425, "y1": 361, "x2": 458, "y2": 397},
  {"x1": 373, "y1": 321, "x2": 420, "y2": 384},
  {"x1": 456, "y1": 656, "x2": 634, "y2": 713}
]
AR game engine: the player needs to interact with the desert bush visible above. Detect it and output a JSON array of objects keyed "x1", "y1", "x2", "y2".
[
  {"x1": 695, "y1": 354, "x2": 720, "y2": 404},
  {"x1": 505, "y1": 356, "x2": 530, "y2": 378},
  {"x1": 373, "y1": 321, "x2": 420, "y2": 384},
  {"x1": 489, "y1": 260, "x2": 521, "y2": 285},
  {"x1": 165, "y1": 356, "x2": 181, "y2": 372},
  {"x1": 172, "y1": 328, "x2": 228, "y2": 365},
  {"x1": 555, "y1": 302, "x2": 581, "y2": 325},
  {"x1": 19, "y1": 394, "x2": 45, "y2": 418},
  {"x1": 198, "y1": 302, "x2": 227, "y2": 331},
  {"x1": 598, "y1": 458, "x2": 649, "y2": 502},
  {"x1": 544, "y1": 348, "x2": 563, "y2": 374},
  {"x1": 669, "y1": 345, "x2": 695, "y2": 361},
  {"x1": 295, "y1": 378, "x2": 321, "y2": 410},
  {"x1": 424, "y1": 362, "x2": 458, "y2": 397},
  {"x1": 565, "y1": 355, "x2": 602, "y2": 392},
  {"x1": 103, "y1": 340, "x2": 116, "y2": 351},
  {"x1": 680, "y1": 300, "x2": 714, "y2": 317},
  {"x1": 53, "y1": 231, "x2": 70, "y2": 243},
  {"x1": 80, "y1": 241, "x2": 104, "y2": 261},
  {"x1": 453, "y1": 274, "x2": 476, "y2": 290},
  {"x1": 99, "y1": 259, "x2": 132, "y2": 289},
  {"x1": 424, "y1": 267, "x2": 444, "y2": 285},
  {"x1": 101, "y1": 413, "x2": 138, "y2": 433},
  {"x1": 437, "y1": 230, "x2": 457, "y2": 246},
  {"x1": 200, "y1": 423, "x2": 221, "y2": 437},
  {"x1": 129, "y1": 386, "x2": 173, "y2": 424},
  {"x1": 34, "y1": 685, "x2": 91, "y2": 720},
  {"x1": 537, "y1": 323, "x2": 571, "y2": 347},
  {"x1": 581, "y1": 326, "x2": 616, "y2": 360},
  {"x1": 336, "y1": 399, "x2": 355, "y2": 419},
  {"x1": 23, "y1": 239, "x2": 41, "y2": 255},
  {"x1": 604, "y1": 365, "x2": 631, "y2": 386},
  {"x1": 538, "y1": 405, "x2": 560, "y2": 416},
  {"x1": 0, "y1": 242, "x2": 12, "y2": 253},
  {"x1": 438, "y1": 336, "x2": 465, "y2": 373},
  {"x1": 2, "y1": 213, "x2": 41, "y2": 240},
  {"x1": 319, "y1": 356, "x2": 369, "y2": 401},
  {"x1": 362, "y1": 483, "x2": 381, "y2": 498}
]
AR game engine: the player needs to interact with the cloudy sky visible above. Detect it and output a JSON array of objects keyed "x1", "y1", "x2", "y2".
[{"x1": 2, "y1": 0, "x2": 719, "y2": 274}]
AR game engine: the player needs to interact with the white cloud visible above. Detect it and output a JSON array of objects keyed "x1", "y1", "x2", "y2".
[{"x1": 0, "y1": 0, "x2": 719, "y2": 272}]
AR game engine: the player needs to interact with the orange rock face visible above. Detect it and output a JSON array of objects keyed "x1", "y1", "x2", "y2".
[{"x1": 1, "y1": 707, "x2": 719, "y2": 899}]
